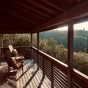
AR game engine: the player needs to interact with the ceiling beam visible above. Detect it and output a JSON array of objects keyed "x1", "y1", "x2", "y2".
[
  {"x1": 0, "y1": 6, "x2": 40, "y2": 25},
  {"x1": 26, "y1": 0, "x2": 57, "y2": 15},
  {"x1": 3, "y1": 2, "x2": 42, "y2": 23},
  {"x1": 33, "y1": 0, "x2": 88, "y2": 32},
  {"x1": 43, "y1": 0, "x2": 68, "y2": 10},
  {"x1": 41, "y1": 0, "x2": 66, "y2": 12},
  {"x1": 1, "y1": 0, "x2": 46, "y2": 21},
  {"x1": 11, "y1": 0, "x2": 51, "y2": 18}
]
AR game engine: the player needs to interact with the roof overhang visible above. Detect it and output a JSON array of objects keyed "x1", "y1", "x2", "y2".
[{"x1": 0, "y1": 0, "x2": 87, "y2": 34}]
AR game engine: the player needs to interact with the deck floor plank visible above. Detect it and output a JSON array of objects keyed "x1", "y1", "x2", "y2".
[
  {"x1": 29, "y1": 64, "x2": 38, "y2": 88},
  {"x1": 0, "y1": 60, "x2": 51, "y2": 88},
  {"x1": 26, "y1": 68, "x2": 31, "y2": 88}
]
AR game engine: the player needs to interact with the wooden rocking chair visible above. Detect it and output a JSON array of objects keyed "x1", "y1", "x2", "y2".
[
  {"x1": 8, "y1": 45, "x2": 25, "y2": 60},
  {"x1": 8, "y1": 45, "x2": 17, "y2": 57},
  {"x1": 3, "y1": 50, "x2": 24, "y2": 72}
]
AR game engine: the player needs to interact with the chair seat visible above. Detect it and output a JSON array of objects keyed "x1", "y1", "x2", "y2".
[
  {"x1": 3, "y1": 50, "x2": 24, "y2": 72},
  {"x1": 11, "y1": 56, "x2": 24, "y2": 61}
]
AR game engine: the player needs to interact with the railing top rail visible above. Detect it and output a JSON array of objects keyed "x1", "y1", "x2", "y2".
[
  {"x1": 31, "y1": 46, "x2": 68, "y2": 74},
  {"x1": 31, "y1": 46, "x2": 88, "y2": 87},
  {"x1": 1, "y1": 46, "x2": 88, "y2": 87},
  {"x1": 31, "y1": 46, "x2": 67, "y2": 66},
  {"x1": 72, "y1": 69, "x2": 88, "y2": 87}
]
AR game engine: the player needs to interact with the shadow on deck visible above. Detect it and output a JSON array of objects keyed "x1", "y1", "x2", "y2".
[{"x1": 0, "y1": 60, "x2": 51, "y2": 88}]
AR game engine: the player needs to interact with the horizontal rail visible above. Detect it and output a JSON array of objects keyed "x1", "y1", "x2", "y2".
[
  {"x1": 1, "y1": 46, "x2": 88, "y2": 87},
  {"x1": 31, "y1": 46, "x2": 68, "y2": 88},
  {"x1": 31, "y1": 46, "x2": 68, "y2": 74},
  {"x1": 72, "y1": 69, "x2": 88, "y2": 88},
  {"x1": 31, "y1": 46, "x2": 88, "y2": 88}
]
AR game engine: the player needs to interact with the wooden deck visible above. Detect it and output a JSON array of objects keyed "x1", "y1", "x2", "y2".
[{"x1": 0, "y1": 60, "x2": 51, "y2": 88}]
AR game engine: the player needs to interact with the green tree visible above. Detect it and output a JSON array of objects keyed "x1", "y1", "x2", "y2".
[
  {"x1": 84, "y1": 34, "x2": 88, "y2": 53},
  {"x1": 74, "y1": 36, "x2": 86, "y2": 52}
]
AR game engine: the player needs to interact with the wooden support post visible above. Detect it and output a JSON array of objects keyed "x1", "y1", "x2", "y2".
[
  {"x1": 37, "y1": 32, "x2": 39, "y2": 50},
  {"x1": 43, "y1": 55, "x2": 45, "y2": 78},
  {"x1": 0, "y1": 34, "x2": 3, "y2": 65},
  {"x1": 30, "y1": 33, "x2": 32, "y2": 60},
  {"x1": 51, "y1": 60, "x2": 54, "y2": 88},
  {"x1": 30, "y1": 33, "x2": 32, "y2": 47},
  {"x1": 0, "y1": 34, "x2": 3, "y2": 66},
  {"x1": 1, "y1": 34, "x2": 3, "y2": 47},
  {"x1": 68, "y1": 20, "x2": 74, "y2": 88},
  {"x1": 0, "y1": 15, "x2": 3, "y2": 65},
  {"x1": 37, "y1": 32, "x2": 39, "y2": 69},
  {"x1": 0, "y1": 47, "x2": 1, "y2": 66}
]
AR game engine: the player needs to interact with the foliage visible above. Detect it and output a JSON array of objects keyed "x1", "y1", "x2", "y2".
[
  {"x1": 2, "y1": 32, "x2": 88, "y2": 76},
  {"x1": 3, "y1": 34, "x2": 30, "y2": 47},
  {"x1": 40, "y1": 38, "x2": 58, "y2": 57},
  {"x1": 40, "y1": 38, "x2": 88, "y2": 76},
  {"x1": 40, "y1": 30, "x2": 68, "y2": 48},
  {"x1": 85, "y1": 34, "x2": 88, "y2": 53},
  {"x1": 74, "y1": 52, "x2": 88, "y2": 75},
  {"x1": 74, "y1": 36, "x2": 86, "y2": 52},
  {"x1": 3, "y1": 34, "x2": 31, "y2": 59},
  {"x1": 40, "y1": 30, "x2": 88, "y2": 52}
]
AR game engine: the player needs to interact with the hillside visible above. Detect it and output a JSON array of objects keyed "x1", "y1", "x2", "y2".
[{"x1": 40, "y1": 30, "x2": 88, "y2": 52}]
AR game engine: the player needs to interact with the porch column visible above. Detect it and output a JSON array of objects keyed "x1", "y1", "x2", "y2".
[
  {"x1": 37, "y1": 32, "x2": 39, "y2": 50},
  {"x1": 37, "y1": 32, "x2": 39, "y2": 69},
  {"x1": 68, "y1": 20, "x2": 74, "y2": 88},
  {"x1": 0, "y1": 34, "x2": 3, "y2": 65},
  {"x1": 30, "y1": 33, "x2": 32, "y2": 59},
  {"x1": 1, "y1": 34, "x2": 3, "y2": 47},
  {"x1": 30, "y1": 33, "x2": 32, "y2": 46}
]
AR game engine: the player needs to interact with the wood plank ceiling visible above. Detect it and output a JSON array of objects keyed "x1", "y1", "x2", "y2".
[{"x1": 0, "y1": 0, "x2": 87, "y2": 33}]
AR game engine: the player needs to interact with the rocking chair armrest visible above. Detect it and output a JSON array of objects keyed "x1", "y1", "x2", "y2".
[
  {"x1": 15, "y1": 56, "x2": 24, "y2": 59},
  {"x1": 14, "y1": 56, "x2": 25, "y2": 63},
  {"x1": 18, "y1": 54, "x2": 23, "y2": 56}
]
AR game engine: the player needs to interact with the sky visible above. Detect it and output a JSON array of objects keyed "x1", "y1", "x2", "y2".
[{"x1": 54, "y1": 21, "x2": 88, "y2": 31}]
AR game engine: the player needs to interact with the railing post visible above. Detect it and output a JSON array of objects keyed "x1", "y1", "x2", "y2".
[
  {"x1": 43, "y1": 55, "x2": 45, "y2": 78},
  {"x1": 37, "y1": 32, "x2": 39, "y2": 50},
  {"x1": 30, "y1": 33, "x2": 32, "y2": 47},
  {"x1": 30, "y1": 33, "x2": 32, "y2": 60},
  {"x1": 37, "y1": 32, "x2": 39, "y2": 69},
  {"x1": 0, "y1": 34, "x2": 3, "y2": 65},
  {"x1": 0, "y1": 48, "x2": 1, "y2": 66},
  {"x1": 68, "y1": 20, "x2": 74, "y2": 88},
  {"x1": 1, "y1": 34, "x2": 3, "y2": 47},
  {"x1": 51, "y1": 60, "x2": 54, "y2": 88}
]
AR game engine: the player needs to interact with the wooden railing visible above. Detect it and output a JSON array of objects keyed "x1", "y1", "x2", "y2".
[
  {"x1": 1, "y1": 46, "x2": 88, "y2": 88},
  {"x1": 31, "y1": 46, "x2": 88, "y2": 88}
]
